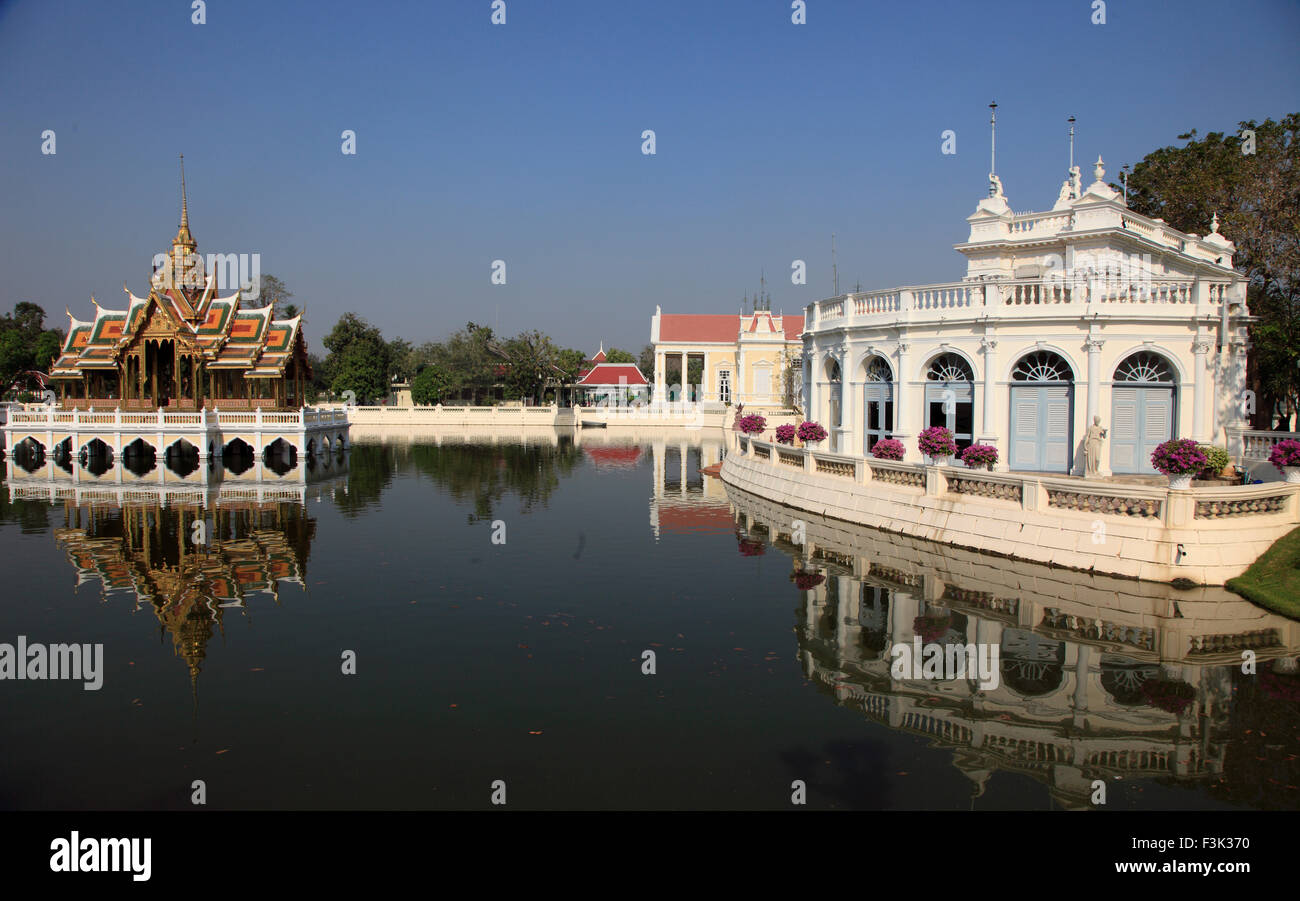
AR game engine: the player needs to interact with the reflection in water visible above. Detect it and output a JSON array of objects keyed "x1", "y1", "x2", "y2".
[
  {"x1": 52, "y1": 496, "x2": 318, "y2": 696},
  {"x1": 340, "y1": 435, "x2": 582, "y2": 521},
  {"x1": 726, "y1": 480, "x2": 1300, "y2": 810}
]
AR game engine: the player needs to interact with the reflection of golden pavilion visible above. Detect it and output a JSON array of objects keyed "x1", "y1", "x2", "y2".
[
  {"x1": 727, "y1": 482, "x2": 1300, "y2": 809},
  {"x1": 53, "y1": 492, "x2": 316, "y2": 690}
]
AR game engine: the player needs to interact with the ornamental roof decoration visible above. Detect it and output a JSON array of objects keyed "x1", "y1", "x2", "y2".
[{"x1": 50, "y1": 165, "x2": 308, "y2": 381}]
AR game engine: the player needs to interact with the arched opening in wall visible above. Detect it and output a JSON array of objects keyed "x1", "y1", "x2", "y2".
[
  {"x1": 858, "y1": 583, "x2": 891, "y2": 659},
  {"x1": 223, "y1": 437, "x2": 255, "y2": 475},
  {"x1": 1110, "y1": 351, "x2": 1176, "y2": 475},
  {"x1": 263, "y1": 437, "x2": 297, "y2": 476},
  {"x1": 79, "y1": 438, "x2": 114, "y2": 477},
  {"x1": 12, "y1": 437, "x2": 45, "y2": 473},
  {"x1": 53, "y1": 437, "x2": 73, "y2": 474},
  {"x1": 861, "y1": 356, "x2": 894, "y2": 455},
  {"x1": 122, "y1": 438, "x2": 157, "y2": 476},
  {"x1": 1009, "y1": 350, "x2": 1075, "y2": 472},
  {"x1": 1099, "y1": 654, "x2": 1162, "y2": 706},
  {"x1": 924, "y1": 353, "x2": 974, "y2": 452},
  {"x1": 999, "y1": 629, "x2": 1065, "y2": 696},
  {"x1": 165, "y1": 439, "x2": 201, "y2": 478}
]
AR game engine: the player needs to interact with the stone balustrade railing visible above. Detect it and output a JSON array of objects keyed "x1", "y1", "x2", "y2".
[
  {"x1": 6, "y1": 405, "x2": 347, "y2": 431},
  {"x1": 812, "y1": 275, "x2": 1230, "y2": 329},
  {"x1": 1238, "y1": 430, "x2": 1300, "y2": 461},
  {"x1": 737, "y1": 435, "x2": 1300, "y2": 528}
]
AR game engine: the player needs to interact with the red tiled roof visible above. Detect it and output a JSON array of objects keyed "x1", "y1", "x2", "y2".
[
  {"x1": 659, "y1": 313, "x2": 804, "y2": 342},
  {"x1": 576, "y1": 363, "x2": 648, "y2": 386},
  {"x1": 584, "y1": 446, "x2": 642, "y2": 468},
  {"x1": 657, "y1": 503, "x2": 734, "y2": 534}
]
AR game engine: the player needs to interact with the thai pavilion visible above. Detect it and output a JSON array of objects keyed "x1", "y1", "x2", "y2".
[
  {"x1": 48, "y1": 169, "x2": 310, "y2": 411},
  {"x1": 799, "y1": 157, "x2": 1250, "y2": 476},
  {"x1": 4, "y1": 164, "x2": 347, "y2": 469}
]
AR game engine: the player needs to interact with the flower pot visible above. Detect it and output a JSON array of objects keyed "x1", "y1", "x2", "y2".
[
  {"x1": 1286, "y1": 466, "x2": 1300, "y2": 484},
  {"x1": 1167, "y1": 473, "x2": 1193, "y2": 490}
]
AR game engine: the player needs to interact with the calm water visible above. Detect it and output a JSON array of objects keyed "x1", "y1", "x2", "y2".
[{"x1": 2, "y1": 427, "x2": 1298, "y2": 811}]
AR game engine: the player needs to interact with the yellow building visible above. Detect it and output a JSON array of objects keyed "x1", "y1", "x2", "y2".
[{"x1": 649, "y1": 304, "x2": 803, "y2": 410}]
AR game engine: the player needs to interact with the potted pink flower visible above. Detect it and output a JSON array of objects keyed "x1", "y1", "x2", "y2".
[
  {"x1": 774, "y1": 424, "x2": 797, "y2": 445},
  {"x1": 1151, "y1": 438, "x2": 1208, "y2": 490},
  {"x1": 736, "y1": 413, "x2": 767, "y2": 436},
  {"x1": 870, "y1": 438, "x2": 905, "y2": 461},
  {"x1": 796, "y1": 421, "x2": 828, "y2": 445},
  {"x1": 960, "y1": 443, "x2": 998, "y2": 471},
  {"x1": 1268, "y1": 439, "x2": 1300, "y2": 483},
  {"x1": 917, "y1": 426, "x2": 957, "y2": 465}
]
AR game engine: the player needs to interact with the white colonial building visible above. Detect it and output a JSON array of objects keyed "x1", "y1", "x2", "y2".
[{"x1": 801, "y1": 158, "x2": 1250, "y2": 475}]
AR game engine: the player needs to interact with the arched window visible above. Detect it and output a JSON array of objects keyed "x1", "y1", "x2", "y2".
[
  {"x1": 1009, "y1": 350, "x2": 1074, "y2": 472},
  {"x1": 924, "y1": 353, "x2": 974, "y2": 451},
  {"x1": 1114, "y1": 352, "x2": 1175, "y2": 384},
  {"x1": 1110, "y1": 351, "x2": 1177, "y2": 474},
  {"x1": 863, "y1": 356, "x2": 894, "y2": 454},
  {"x1": 1012, "y1": 350, "x2": 1072, "y2": 382}
]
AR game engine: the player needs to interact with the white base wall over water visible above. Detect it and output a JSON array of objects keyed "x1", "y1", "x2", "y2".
[{"x1": 721, "y1": 432, "x2": 1300, "y2": 586}]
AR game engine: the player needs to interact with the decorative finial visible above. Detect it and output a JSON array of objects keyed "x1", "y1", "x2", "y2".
[
  {"x1": 989, "y1": 101, "x2": 998, "y2": 182},
  {"x1": 1094, "y1": 155, "x2": 1105, "y2": 182},
  {"x1": 90, "y1": 294, "x2": 98, "y2": 307},
  {"x1": 1210, "y1": 212, "x2": 1220, "y2": 234},
  {"x1": 179, "y1": 153, "x2": 188, "y2": 227}
]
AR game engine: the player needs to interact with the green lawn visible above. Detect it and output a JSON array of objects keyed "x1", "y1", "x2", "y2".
[{"x1": 1227, "y1": 527, "x2": 1300, "y2": 619}]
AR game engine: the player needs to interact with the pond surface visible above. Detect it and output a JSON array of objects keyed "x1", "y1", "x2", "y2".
[{"x1": 2, "y1": 427, "x2": 1298, "y2": 810}]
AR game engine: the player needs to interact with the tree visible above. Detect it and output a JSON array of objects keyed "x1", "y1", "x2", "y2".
[
  {"x1": 638, "y1": 344, "x2": 656, "y2": 378},
  {"x1": 250, "y1": 274, "x2": 294, "y2": 318},
  {"x1": 500, "y1": 330, "x2": 558, "y2": 403},
  {"x1": 388, "y1": 338, "x2": 415, "y2": 382},
  {"x1": 554, "y1": 348, "x2": 588, "y2": 382},
  {"x1": 411, "y1": 363, "x2": 452, "y2": 405},
  {"x1": 1122, "y1": 115, "x2": 1299, "y2": 427},
  {"x1": 604, "y1": 347, "x2": 636, "y2": 364},
  {"x1": 322, "y1": 313, "x2": 392, "y2": 404},
  {"x1": 0, "y1": 302, "x2": 63, "y2": 387}
]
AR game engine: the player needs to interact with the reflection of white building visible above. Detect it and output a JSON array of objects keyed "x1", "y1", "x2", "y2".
[
  {"x1": 801, "y1": 160, "x2": 1249, "y2": 473},
  {"x1": 727, "y1": 482, "x2": 1300, "y2": 808}
]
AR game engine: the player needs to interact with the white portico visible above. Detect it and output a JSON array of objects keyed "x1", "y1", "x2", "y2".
[{"x1": 801, "y1": 159, "x2": 1250, "y2": 475}]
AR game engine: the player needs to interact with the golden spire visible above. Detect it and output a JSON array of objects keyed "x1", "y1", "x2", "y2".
[
  {"x1": 180, "y1": 153, "x2": 189, "y2": 227},
  {"x1": 174, "y1": 154, "x2": 195, "y2": 249}
]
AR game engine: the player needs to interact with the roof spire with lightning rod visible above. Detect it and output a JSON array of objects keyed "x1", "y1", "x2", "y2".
[
  {"x1": 988, "y1": 101, "x2": 998, "y2": 196},
  {"x1": 1067, "y1": 116, "x2": 1076, "y2": 171},
  {"x1": 831, "y1": 233, "x2": 839, "y2": 297}
]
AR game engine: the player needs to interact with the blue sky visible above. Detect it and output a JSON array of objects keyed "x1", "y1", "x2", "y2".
[{"x1": 1, "y1": 0, "x2": 1297, "y2": 355}]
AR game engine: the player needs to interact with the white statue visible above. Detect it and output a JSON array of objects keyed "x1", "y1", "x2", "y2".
[
  {"x1": 988, "y1": 173, "x2": 1004, "y2": 199},
  {"x1": 1084, "y1": 415, "x2": 1107, "y2": 476},
  {"x1": 1069, "y1": 165, "x2": 1082, "y2": 200}
]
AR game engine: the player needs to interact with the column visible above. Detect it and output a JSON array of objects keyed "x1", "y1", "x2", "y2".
[
  {"x1": 735, "y1": 345, "x2": 745, "y2": 405},
  {"x1": 893, "y1": 342, "x2": 914, "y2": 459},
  {"x1": 679, "y1": 440, "x2": 687, "y2": 496},
  {"x1": 1192, "y1": 339, "x2": 1210, "y2": 441},
  {"x1": 978, "y1": 335, "x2": 998, "y2": 445},
  {"x1": 837, "y1": 346, "x2": 852, "y2": 455},
  {"x1": 654, "y1": 351, "x2": 665, "y2": 404},
  {"x1": 802, "y1": 353, "x2": 811, "y2": 416},
  {"x1": 1085, "y1": 337, "x2": 1103, "y2": 426},
  {"x1": 702, "y1": 352, "x2": 710, "y2": 402}
]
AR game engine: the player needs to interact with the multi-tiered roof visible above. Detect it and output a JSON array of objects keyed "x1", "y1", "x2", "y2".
[{"x1": 49, "y1": 161, "x2": 308, "y2": 388}]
